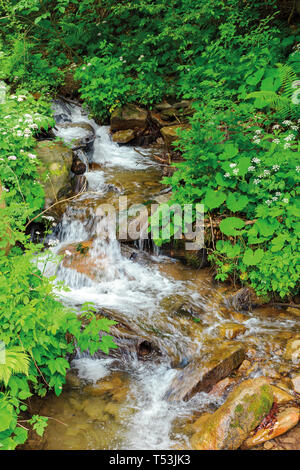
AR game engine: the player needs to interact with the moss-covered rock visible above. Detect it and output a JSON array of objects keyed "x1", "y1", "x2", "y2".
[
  {"x1": 190, "y1": 377, "x2": 273, "y2": 450},
  {"x1": 36, "y1": 140, "x2": 73, "y2": 209},
  {"x1": 110, "y1": 104, "x2": 148, "y2": 131},
  {"x1": 112, "y1": 129, "x2": 135, "y2": 143}
]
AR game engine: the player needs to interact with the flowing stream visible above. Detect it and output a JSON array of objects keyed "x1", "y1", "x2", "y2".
[{"x1": 27, "y1": 101, "x2": 299, "y2": 450}]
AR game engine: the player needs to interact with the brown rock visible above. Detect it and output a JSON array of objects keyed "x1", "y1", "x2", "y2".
[
  {"x1": 264, "y1": 441, "x2": 274, "y2": 449},
  {"x1": 219, "y1": 323, "x2": 246, "y2": 340},
  {"x1": 291, "y1": 374, "x2": 300, "y2": 394},
  {"x1": 190, "y1": 378, "x2": 273, "y2": 450},
  {"x1": 71, "y1": 159, "x2": 86, "y2": 175},
  {"x1": 238, "y1": 359, "x2": 251, "y2": 373},
  {"x1": 208, "y1": 377, "x2": 236, "y2": 397},
  {"x1": 284, "y1": 335, "x2": 300, "y2": 362},
  {"x1": 110, "y1": 104, "x2": 148, "y2": 131},
  {"x1": 160, "y1": 125, "x2": 186, "y2": 148},
  {"x1": 112, "y1": 129, "x2": 135, "y2": 143},
  {"x1": 242, "y1": 407, "x2": 300, "y2": 449},
  {"x1": 190, "y1": 413, "x2": 212, "y2": 433},
  {"x1": 270, "y1": 385, "x2": 295, "y2": 404},
  {"x1": 165, "y1": 342, "x2": 245, "y2": 402}
]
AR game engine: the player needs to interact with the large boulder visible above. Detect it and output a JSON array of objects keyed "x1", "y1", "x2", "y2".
[
  {"x1": 36, "y1": 140, "x2": 73, "y2": 209},
  {"x1": 190, "y1": 377, "x2": 273, "y2": 450},
  {"x1": 165, "y1": 342, "x2": 245, "y2": 402},
  {"x1": 110, "y1": 104, "x2": 148, "y2": 132}
]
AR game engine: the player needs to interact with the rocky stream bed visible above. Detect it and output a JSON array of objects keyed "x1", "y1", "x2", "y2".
[{"x1": 24, "y1": 99, "x2": 300, "y2": 451}]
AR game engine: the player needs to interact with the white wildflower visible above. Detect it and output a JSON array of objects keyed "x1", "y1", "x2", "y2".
[
  {"x1": 282, "y1": 198, "x2": 289, "y2": 204},
  {"x1": 284, "y1": 134, "x2": 295, "y2": 142},
  {"x1": 272, "y1": 139, "x2": 280, "y2": 144},
  {"x1": 229, "y1": 163, "x2": 237, "y2": 168}
]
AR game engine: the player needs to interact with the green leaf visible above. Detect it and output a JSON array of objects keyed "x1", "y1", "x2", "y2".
[
  {"x1": 204, "y1": 190, "x2": 226, "y2": 210},
  {"x1": 100, "y1": 335, "x2": 118, "y2": 355},
  {"x1": 226, "y1": 193, "x2": 249, "y2": 212},
  {"x1": 242, "y1": 248, "x2": 264, "y2": 266},
  {"x1": 219, "y1": 217, "x2": 245, "y2": 236}
]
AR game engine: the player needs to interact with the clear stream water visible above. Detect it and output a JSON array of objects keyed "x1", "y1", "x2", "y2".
[{"x1": 27, "y1": 101, "x2": 299, "y2": 450}]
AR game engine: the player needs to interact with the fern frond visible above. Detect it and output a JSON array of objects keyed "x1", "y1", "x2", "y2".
[{"x1": 0, "y1": 347, "x2": 30, "y2": 386}]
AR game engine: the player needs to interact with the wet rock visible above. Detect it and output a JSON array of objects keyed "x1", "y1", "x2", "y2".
[
  {"x1": 65, "y1": 370, "x2": 81, "y2": 389},
  {"x1": 238, "y1": 359, "x2": 252, "y2": 373},
  {"x1": 190, "y1": 413, "x2": 212, "y2": 433},
  {"x1": 51, "y1": 122, "x2": 95, "y2": 151},
  {"x1": 71, "y1": 175, "x2": 88, "y2": 194},
  {"x1": 89, "y1": 162, "x2": 102, "y2": 171},
  {"x1": 291, "y1": 374, "x2": 300, "y2": 394},
  {"x1": 284, "y1": 335, "x2": 300, "y2": 362},
  {"x1": 242, "y1": 407, "x2": 300, "y2": 449},
  {"x1": 36, "y1": 140, "x2": 73, "y2": 209},
  {"x1": 208, "y1": 377, "x2": 237, "y2": 398},
  {"x1": 190, "y1": 377, "x2": 273, "y2": 450},
  {"x1": 270, "y1": 386, "x2": 295, "y2": 404},
  {"x1": 165, "y1": 342, "x2": 245, "y2": 402},
  {"x1": 286, "y1": 306, "x2": 300, "y2": 317},
  {"x1": 160, "y1": 125, "x2": 188, "y2": 148},
  {"x1": 219, "y1": 323, "x2": 246, "y2": 340},
  {"x1": 110, "y1": 104, "x2": 148, "y2": 132},
  {"x1": 53, "y1": 113, "x2": 72, "y2": 124},
  {"x1": 112, "y1": 129, "x2": 135, "y2": 144},
  {"x1": 150, "y1": 111, "x2": 173, "y2": 128},
  {"x1": 71, "y1": 159, "x2": 87, "y2": 175}
]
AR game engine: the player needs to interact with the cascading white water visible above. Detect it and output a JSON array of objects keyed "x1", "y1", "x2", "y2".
[{"x1": 38, "y1": 100, "x2": 298, "y2": 450}]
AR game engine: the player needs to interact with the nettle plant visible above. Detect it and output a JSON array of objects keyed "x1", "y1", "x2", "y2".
[{"x1": 165, "y1": 105, "x2": 300, "y2": 299}]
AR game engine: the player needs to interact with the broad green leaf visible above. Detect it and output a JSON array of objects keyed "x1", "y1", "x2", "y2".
[
  {"x1": 226, "y1": 193, "x2": 249, "y2": 212},
  {"x1": 219, "y1": 217, "x2": 245, "y2": 236},
  {"x1": 204, "y1": 190, "x2": 226, "y2": 210},
  {"x1": 242, "y1": 248, "x2": 264, "y2": 266}
]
